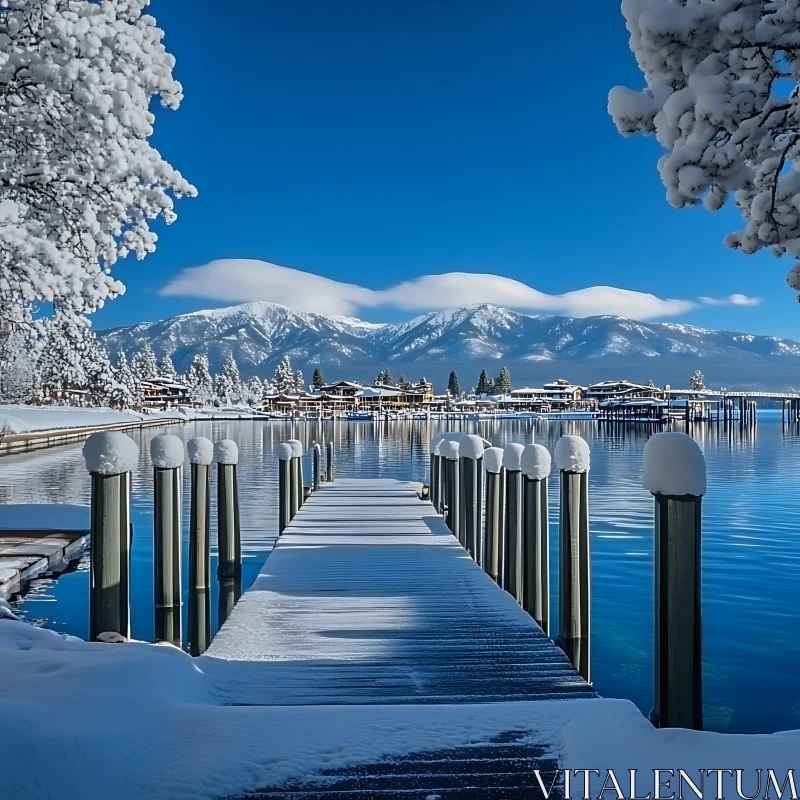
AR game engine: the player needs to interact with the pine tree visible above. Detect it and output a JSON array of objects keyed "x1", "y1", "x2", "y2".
[
  {"x1": 398, "y1": 374, "x2": 412, "y2": 391},
  {"x1": 186, "y1": 354, "x2": 214, "y2": 406},
  {"x1": 494, "y1": 367, "x2": 511, "y2": 395},
  {"x1": 312, "y1": 367, "x2": 325, "y2": 390},
  {"x1": 244, "y1": 375, "x2": 264, "y2": 406},
  {"x1": 113, "y1": 351, "x2": 141, "y2": 408},
  {"x1": 447, "y1": 371, "x2": 461, "y2": 397},
  {"x1": 476, "y1": 369, "x2": 493, "y2": 395},
  {"x1": 132, "y1": 343, "x2": 159, "y2": 381},
  {"x1": 218, "y1": 352, "x2": 242, "y2": 405},
  {"x1": 84, "y1": 335, "x2": 118, "y2": 406},
  {"x1": 38, "y1": 317, "x2": 88, "y2": 403},
  {"x1": 158, "y1": 353, "x2": 177, "y2": 381},
  {"x1": 294, "y1": 369, "x2": 305, "y2": 393},
  {"x1": 272, "y1": 354, "x2": 294, "y2": 393},
  {"x1": 690, "y1": 369, "x2": 706, "y2": 392},
  {"x1": 0, "y1": 328, "x2": 40, "y2": 404},
  {"x1": 375, "y1": 369, "x2": 393, "y2": 386}
]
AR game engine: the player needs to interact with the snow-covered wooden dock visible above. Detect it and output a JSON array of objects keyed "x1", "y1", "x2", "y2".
[{"x1": 207, "y1": 477, "x2": 596, "y2": 796}]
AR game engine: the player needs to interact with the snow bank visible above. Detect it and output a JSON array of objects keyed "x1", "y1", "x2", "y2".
[
  {"x1": 521, "y1": 444, "x2": 551, "y2": 481},
  {"x1": 186, "y1": 437, "x2": 213, "y2": 466},
  {"x1": 214, "y1": 439, "x2": 239, "y2": 465},
  {"x1": 82, "y1": 431, "x2": 139, "y2": 475},
  {"x1": 459, "y1": 434, "x2": 485, "y2": 460},
  {"x1": 276, "y1": 442, "x2": 294, "y2": 461},
  {"x1": 438, "y1": 440, "x2": 460, "y2": 461},
  {"x1": 286, "y1": 439, "x2": 303, "y2": 458},
  {"x1": 3, "y1": 622, "x2": 799, "y2": 800},
  {"x1": 643, "y1": 432, "x2": 706, "y2": 497},
  {"x1": 0, "y1": 404, "x2": 151, "y2": 434},
  {"x1": 149, "y1": 434, "x2": 185, "y2": 469},
  {"x1": 502, "y1": 442, "x2": 524, "y2": 471},
  {"x1": 483, "y1": 447, "x2": 504, "y2": 473},
  {"x1": 554, "y1": 435, "x2": 590, "y2": 473}
]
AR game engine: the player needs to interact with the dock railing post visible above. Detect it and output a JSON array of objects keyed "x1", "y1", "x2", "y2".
[
  {"x1": 286, "y1": 439, "x2": 303, "y2": 518},
  {"x1": 326, "y1": 440, "x2": 334, "y2": 482},
  {"x1": 313, "y1": 442, "x2": 321, "y2": 491},
  {"x1": 554, "y1": 435, "x2": 591, "y2": 682},
  {"x1": 482, "y1": 447, "x2": 505, "y2": 583},
  {"x1": 521, "y1": 443, "x2": 551, "y2": 635},
  {"x1": 643, "y1": 432, "x2": 705, "y2": 731},
  {"x1": 150, "y1": 434, "x2": 185, "y2": 647},
  {"x1": 502, "y1": 443, "x2": 525, "y2": 603},
  {"x1": 187, "y1": 437, "x2": 213, "y2": 656},
  {"x1": 215, "y1": 439, "x2": 241, "y2": 582},
  {"x1": 277, "y1": 442, "x2": 293, "y2": 534},
  {"x1": 83, "y1": 431, "x2": 137, "y2": 642},
  {"x1": 459, "y1": 435, "x2": 485, "y2": 561},
  {"x1": 439, "y1": 439, "x2": 460, "y2": 535}
]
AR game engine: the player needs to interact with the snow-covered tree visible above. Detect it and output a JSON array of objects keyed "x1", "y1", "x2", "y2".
[
  {"x1": 690, "y1": 369, "x2": 706, "y2": 392},
  {"x1": 185, "y1": 353, "x2": 214, "y2": 406},
  {"x1": 494, "y1": 367, "x2": 511, "y2": 395},
  {"x1": 243, "y1": 375, "x2": 263, "y2": 406},
  {"x1": 113, "y1": 351, "x2": 141, "y2": 408},
  {"x1": 158, "y1": 354, "x2": 177, "y2": 381},
  {"x1": 375, "y1": 369, "x2": 393, "y2": 386},
  {"x1": 272, "y1": 354, "x2": 295, "y2": 393},
  {"x1": 83, "y1": 336, "x2": 118, "y2": 406},
  {"x1": 132, "y1": 343, "x2": 159, "y2": 381},
  {"x1": 216, "y1": 353, "x2": 242, "y2": 405},
  {"x1": 312, "y1": 367, "x2": 325, "y2": 390},
  {"x1": 476, "y1": 370, "x2": 493, "y2": 395},
  {"x1": 0, "y1": 1, "x2": 196, "y2": 327},
  {"x1": 447, "y1": 371, "x2": 461, "y2": 397},
  {"x1": 398, "y1": 374, "x2": 412, "y2": 391},
  {"x1": 293, "y1": 369, "x2": 305, "y2": 393},
  {"x1": 38, "y1": 316, "x2": 87, "y2": 402},
  {"x1": 609, "y1": 0, "x2": 800, "y2": 284},
  {"x1": 0, "y1": 327, "x2": 40, "y2": 403}
]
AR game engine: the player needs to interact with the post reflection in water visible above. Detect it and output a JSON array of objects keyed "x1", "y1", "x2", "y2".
[{"x1": 1, "y1": 412, "x2": 800, "y2": 733}]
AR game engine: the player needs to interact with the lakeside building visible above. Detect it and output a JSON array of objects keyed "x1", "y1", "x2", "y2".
[{"x1": 141, "y1": 377, "x2": 191, "y2": 409}]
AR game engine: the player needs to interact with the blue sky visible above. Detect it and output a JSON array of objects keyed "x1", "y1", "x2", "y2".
[{"x1": 95, "y1": 0, "x2": 797, "y2": 337}]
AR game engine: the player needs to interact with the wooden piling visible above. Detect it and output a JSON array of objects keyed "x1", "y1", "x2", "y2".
[
  {"x1": 643, "y1": 432, "x2": 705, "y2": 731},
  {"x1": 459, "y1": 435, "x2": 485, "y2": 562},
  {"x1": 554, "y1": 435, "x2": 591, "y2": 682},
  {"x1": 287, "y1": 439, "x2": 303, "y2": 518},
  {"x1": 313, "y1": 443, "x2": 322, "y2": 491},
  {"x1": 277, "y1": 442, "x2": 293, "y2": 535},
  {"x1": 483, "y1": 447, "x2": 505, "y2": 584},
  {"x1": 521, "y1": 444, "x2": 551, "y2": 635},
  {"x1": 83, "y1": 431, "x2": 137, "y2": 642},
  {"x1": 187, "y1": 437, "x2": 213, "y2": 656},
  {"x1": 326, "y1": 440, "x2": 335, "y2": 482},
  {"x1": 439, "y1": 439, "x2": 460, "y2": 537},
  {"x1": 502, "y1": 443, "x2": 525, "y2": 603},
  {"x1": 215, "y1": 440, "x2": 241, "y2": 588}
]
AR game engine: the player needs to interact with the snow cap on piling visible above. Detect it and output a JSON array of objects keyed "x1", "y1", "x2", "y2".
[
  {"x1": 483, "y1": 447, "x2": 504, "y2": 473},
  {"x1": 214, "y1": 439, "x2": 239, "y2": 465},
  {"x1": 186, "y1": 437, "x2": 213, "y2": 466},
  {"x1": 459, "y1": 434, "x2": 485, "y2": 460},
  {"x1": 521, "y1": 444, "x2": 551, "y2": 480},
  {"x1": 286, "y1": 439, "x2": 303, "y2": 458},
  {"x1": 83, "y1": 431, "x2": 138, "y2": 475},
  {"x1": 276, "y1": 442, "x2": 294, "y2": 461},
  {"x1": 643, "y1": 432, "x2": 706, "y2": 497},
  {"x1": 554, "y1": 435, "x2": 590, "y2": 473},
  {"x1": 439, "y1": 439, "x2": 460, "y2": 461},
  {"x1": 502, "y1": 442, "x2": 525, "y2": 471},
  {"x1": 150, "y1": 434, "x2": 185, "y2": 469}
]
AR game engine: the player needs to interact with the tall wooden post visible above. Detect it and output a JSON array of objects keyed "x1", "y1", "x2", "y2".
[
  {"x1": 326, "y1": 440, "x2": 334, "y2": 482},
  {"x1": 482, "y1": 447, "x2": 505, "y2": 583},
  {"x1": 502, "y1": 443, "x2": 525, "y2": 602},
  {"x1": 643, "y1": 432, "x2": 705, "y2": 731},
  {"x1": 215, "y1": 439, "x2": 241, "y2": 582},
  {"x1": 187, "y1": 437, "x2": 213, "y2": 656},
  {"x1": 287, "y1": 439, "x2": 303, "y2": 518},
  {"x1": 521, "y1": 443, "x2": 551, "y2": 635},
  {"x1": 313, "y1": 443, "x2": 322, "y2": 491},
  {"x1": 439, "y1": 439, "x2": 460, "y2": 536},
  {"x1": 554, "y1": 435, "x2": 591, "y2": 682},
  {"x1": 83, "y1": 432, "x2": 137, "y2": 642},
  {"x1": 277, "y1": 442, "x2": 293, "y2": 534},
  {"x1": 150, "y1": 434, "x2": 185, "y2": 647},
  {"x1": 459, "y1": 435, "x2": 485, "y2": 561}
]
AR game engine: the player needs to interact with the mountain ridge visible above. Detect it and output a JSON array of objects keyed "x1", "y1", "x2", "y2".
[{"x1": 99, "y1": 301, "x2": 800, "y2": 390}]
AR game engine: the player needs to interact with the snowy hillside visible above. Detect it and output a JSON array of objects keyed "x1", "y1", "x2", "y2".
[{"x1": 99, "y1": 301, "x2": 800, "y2": 381}]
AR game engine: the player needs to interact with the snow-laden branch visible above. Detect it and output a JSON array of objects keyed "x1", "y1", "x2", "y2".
[
  {"x1": 0, "y1": 0, "x2": 196, "y2": 325},
  {"x1": 609, "y1": 0, "x2": 800, "y2": 287}
]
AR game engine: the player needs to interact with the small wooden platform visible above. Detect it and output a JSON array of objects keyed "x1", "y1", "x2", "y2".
[
  {"x1": 208, "y1": 478, "x2": 596, "y2": 796},
  {"x1": 0, "y1": 504, "x2": 90, "y2": 599}
]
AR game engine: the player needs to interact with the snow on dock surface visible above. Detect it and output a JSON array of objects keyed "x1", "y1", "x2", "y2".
[{"x1": 208, "y1": 478, "x2": 595, "y2": 706}]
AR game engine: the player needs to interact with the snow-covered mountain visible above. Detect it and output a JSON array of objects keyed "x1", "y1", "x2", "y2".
[{"x1": 99, "y1": 301, "x2": 800, "y2": 387}]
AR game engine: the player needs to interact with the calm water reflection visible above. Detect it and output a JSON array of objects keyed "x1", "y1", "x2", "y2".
[{"x1": 1, "y1": 414, "x2": 799, "y2": 734}]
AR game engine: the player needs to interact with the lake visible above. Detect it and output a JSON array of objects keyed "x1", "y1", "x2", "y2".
[{"x1": 1, "y1": 414, "x2": 798, "y2": 735}]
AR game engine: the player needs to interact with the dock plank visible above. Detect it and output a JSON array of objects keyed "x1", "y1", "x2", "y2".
[{"x1": 208, "y1": 478, "x2": 595, "y2": 797}]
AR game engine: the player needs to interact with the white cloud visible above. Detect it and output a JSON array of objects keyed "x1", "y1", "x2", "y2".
[
  {"x1": 161, "y1": 259, "x2": 756, "y2": 321},
  {"x1": 699, "y1": 294, "x2": 761, "y2": 307}
]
